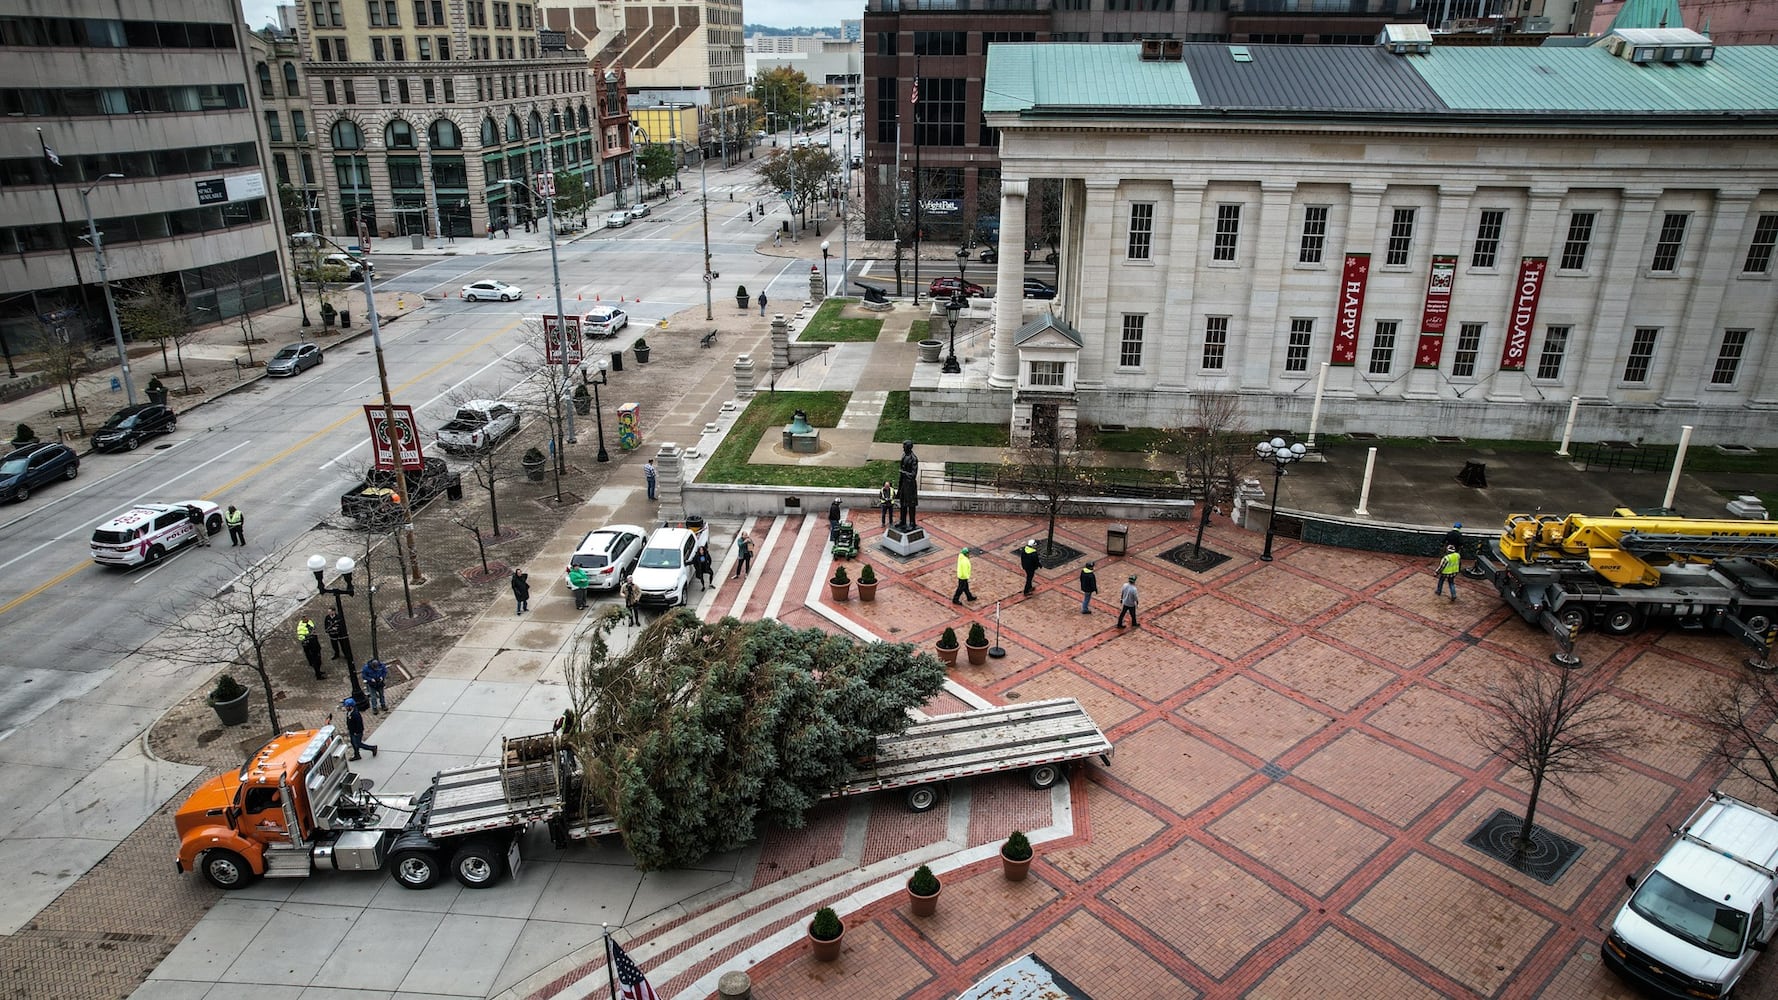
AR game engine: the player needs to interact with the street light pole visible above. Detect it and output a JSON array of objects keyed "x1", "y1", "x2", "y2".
[
  {"x1": 76, "y1": 174, "x2": 137, "y2": 406},
  {"x1": 308, "y1": 554, "x2": 366, "y2": 703},
  {"x1": 700, "y1": 142, "x2": 713, "y2": 321},
  {"x1": 588, "y1": 359, "x2": 610, "y2": 462},
  {"x1": 942, "y1": 295, "x2": 962, "y2": 374},
  {"x1": 820, "y1": 240, "x2": 831, "y2": 295},
  {"x1": 497, "y1": 175, "x2": 575, "y2": 445},
  {"x1": 1255, "y1": 436, "x2": 1306, "y2": 562}
]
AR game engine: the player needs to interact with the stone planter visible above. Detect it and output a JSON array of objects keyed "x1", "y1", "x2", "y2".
[
  {"x1": 908, "y1": 882, "x2": 939, "y2": 917},
  {"x1": 857, "y1": 580, "x2": 877, "y2": 601},
  {"x1": 521, "y1": 456, "x2": 546, "y2": 482},
  {"x1": 829, "y1": 580, "x2": 850, "y2": 603},
  {"x1": 808, "y1": 923, "x2": 843, "y2": 962},
  {"x1": 634, "y1": 344, "x2": 652, "y2": 364},
  {"x1": 936, "y1": 644, "x2": 958, "y2": 666},
  {"x1": 918, "y1": 339, "x2": 943, "y2": 364},
  {"x1": 966, "y1": 641, "x2": 989, "y2": 665},
  {"x1": 209, "y1": 689, "x2": 250, "y2": 727},
  {"x1": 1001, "y1": 847, "x2": 1032, "y2": 881}
]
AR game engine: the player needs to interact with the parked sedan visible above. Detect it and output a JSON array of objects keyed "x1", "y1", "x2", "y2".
[
  {"x1": 92, "y1": 403, "x2": 177, "y2": 451},
  {"x1": 627, "y1": 202, "x2": 651, "y2": 220},
  {"x1": 929, "y1": 277, "x2": 986, "y2": 299},
  {"x1": 605, "y1": 210, "x2": 631, "y2": 229},
  {"x1": 461, "y1": 280, "x2": 522, "y2": 302},
  {"x1": 265, "y1": 343, "x2": 324, "y2": 377},
  {"x1": 0, "y1": 442, "x2": 78, "y2": 503},
  {"x1": 1022, "y1": 279, "x2": 1058, "y2": 300}
]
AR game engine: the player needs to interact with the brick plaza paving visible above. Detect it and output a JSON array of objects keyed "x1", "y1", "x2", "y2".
[{"x1": 544, "y1": 509, "x2": 1763, "y2": 1000}]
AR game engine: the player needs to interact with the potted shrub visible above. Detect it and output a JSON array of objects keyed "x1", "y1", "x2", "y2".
[
  {"x1": 10, "y1": 423, "x2": 37, "y2": 448},
  {"x1": 632, "y1": 337, "x2": 651, "y2": 364},
  {"x1": 857, "y1": 564, "x2": 877, "y2": 601},
  {"x1": 208, "y1": 673, "x2": 250, "y2": 727},
  {"x1": 965, "y1": 621, "x2": 990, "y2": 665},
  {"x1": 319, "y1": 300, "x2": 337, "y2": 328},
  {"x1": 1001, "y1": 830, "x2": 1033, "y2": 881},
  {"x1": 829, "y1": 564, "x2": 851, "y2": 602},
  {"x1": 935, "y1": 626, "x2": 959, "y2": 666},
  {"x1": 907, "y1": 864, "x2": 940, "y2": 917},
  {"x1": 521, "y1": 446, "x2": 547, "y2": 482},
  {"x1": 573, "y1": 382, "x2": 592, "y2": 415},
  {"x1": 339, "y1": 305, "x2": 351, "y2": 328},
  {"x1": 735, "y1": 284, "x2": 750, "y2": 310},
  {"x1": 808, "y1": 906, "x2": 844, "y2": 962}
]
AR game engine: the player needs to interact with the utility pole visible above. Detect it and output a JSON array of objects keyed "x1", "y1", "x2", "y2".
[{"x1": 700, "y1": 145, "x2": 713, "y2": 321}]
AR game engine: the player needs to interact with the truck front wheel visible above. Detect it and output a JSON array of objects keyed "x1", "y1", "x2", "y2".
[
  {"x1": 200, "y1": 849, "x2": 258, "y2": 890},
  {"x1": 451, "y1": 842, "x2": 503, "y2": 888},
  {"x1": 390, "y1": 848, "x2": 443, "y2": 889},
  {"x1": 1602, "y1": 606, "x2": 1644, "y2": 636}
]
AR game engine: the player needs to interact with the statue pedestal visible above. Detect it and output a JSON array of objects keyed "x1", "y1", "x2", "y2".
[{"x1": 882, "y1": 525, "x2": 934, "y2": 557}]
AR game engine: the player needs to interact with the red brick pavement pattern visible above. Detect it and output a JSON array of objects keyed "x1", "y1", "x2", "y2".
[
  {"x1": 962, "y1": 772, "x2": 1056, "y2": 851},
  {"x1": 636, "y1": 516, "x2": 1771, "y2": 1000},
  {"x1": 861, "y1": 797, "x2": 951, "y2": 866},
  {"x1": 751, "y1": 798, "x2": 853, "y2": 891}
]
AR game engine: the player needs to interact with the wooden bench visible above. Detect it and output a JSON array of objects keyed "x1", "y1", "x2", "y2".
[{"x1": 699, "y1": 329, "x2": 718, "y2": 348}]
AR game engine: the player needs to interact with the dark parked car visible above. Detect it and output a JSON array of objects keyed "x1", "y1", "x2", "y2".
[
  {"x1": 266, "y1": 343, "x2": 324, "y2": 377},
  {"x1": 1022, "y1": 279, "x2": 1058, "y2": 300},
  {"x1": 929, "y1": 277, "x2": 986, "y2": 299},
  {"x1": 92, "y1": 403, "x2": 177, "y2": 452},
  {"x1": 978, "y1": 246, "x2": 998, "y2": 265},
  {"x1": 0, "y1": 442, "x2": 79, "y2": 503}
]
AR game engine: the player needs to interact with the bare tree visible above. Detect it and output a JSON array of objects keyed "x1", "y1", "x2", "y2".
[
  {"x1": 1704, "y1": 672, "x2": 1778, "y2": 801},
  {"x1": 1151, "y1": 393, "x2": 1254, "y2": 556},
  {"x1": 439, "y1": 388, "x2": 523, "y2": 538},
  {"x1": 34, "y1": 329, "x2": 92, "y2": 436},
  {"x1": 999, "y1": 433, "x2": 1099, "y2": 557},
  {"x1": 504, "y1": 319, "x2": 576, "y2": 500},
  {"x1": 118, "y1": 279, "x2": 194, "y2": 393},
  {"x1": 1469, "y1": 662, "x2": 1635, "y2": 856},
  {"x1": 131, "y1": 555, "x2": 303, "y2": 735}
]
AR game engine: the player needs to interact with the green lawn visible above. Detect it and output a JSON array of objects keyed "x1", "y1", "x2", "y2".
[
  {"x1": 798, "y1": 298, "x2": 883, "y2": 343},
  {"x1": 698, "y1": 390, "x2": 897, "y2": 489},
  {"x1": 907, "y1": 319, "x2": 931, "y2": 343},
  {"x1": 873, "y1": 391, "x2": 1010, "y2": 447}
]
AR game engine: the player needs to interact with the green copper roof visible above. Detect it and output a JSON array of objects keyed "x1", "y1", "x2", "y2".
[
  {"x1": 1609, "y1": 0, "x2": 1686, "y2": 31},
  {"x1": 982, "y1": 44, "x2": 1199, "y2": 113}
]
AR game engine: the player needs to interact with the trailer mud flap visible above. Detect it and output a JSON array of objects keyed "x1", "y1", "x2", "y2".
[{"x1": 507, "y1": 834, "x2": 523, "y2": 882}]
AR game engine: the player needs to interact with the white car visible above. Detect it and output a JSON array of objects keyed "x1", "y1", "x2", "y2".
[
  {"x1": 605, "y1": 210, "x2": 630, "y2": 229},
  {"x1": 584, "y1": 306, "x2": 628, "y2": 337},
  {"x1": 630, "y1": 526, "x2": 698, "y2": 606},
  {"x1": 461, "y1": 280, "x2": 522, "y2": 302},
  {"x1": 565, "y1": 523, "x2": 648, "y2": 593},
  {"x1": 627, "y1": 202, "x2": 651, "y2": 220},
  {"x1": 90, "y1": 501, "x2": 222, "y2": 567}
]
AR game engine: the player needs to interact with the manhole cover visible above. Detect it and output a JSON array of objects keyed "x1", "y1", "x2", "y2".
[
  {"x1": 1160, "y1": 542, "x2": 1232, "y2": 573},
  {"x1": 1464, "y1": 808, "x2": 1584, "y2": 884},
  {"x1": 1260, "y1": 762, "x2": 1287, "y2": 780}
]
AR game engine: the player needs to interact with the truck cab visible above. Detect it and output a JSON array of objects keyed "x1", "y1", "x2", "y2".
[{"x1": 1605, "y1": 792, "x2": 1778, "y2": 998}]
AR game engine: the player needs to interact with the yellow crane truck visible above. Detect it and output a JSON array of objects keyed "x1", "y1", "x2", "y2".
[{"x1": 1475, "y1": 510, "x2": 1778, "y2": 654}]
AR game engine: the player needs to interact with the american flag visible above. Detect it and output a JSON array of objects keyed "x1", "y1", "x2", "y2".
[
  {"x1": 609, "y1": 939, "x2": 659, "y2": 1000},
  {"x1": 910, "y1": 78, "x2": 919, "y2": 106}
]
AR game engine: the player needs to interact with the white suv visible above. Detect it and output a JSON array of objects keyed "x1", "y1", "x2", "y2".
[
  {"x1": 90, "y1": 501, "x2": 221, "y2": 567},
  {"x1": 630, "y1": 527, "x2": 697, "y2": 606},
  {"x1": 565, "y1": 523, "x2": 647, "y2": 593}
]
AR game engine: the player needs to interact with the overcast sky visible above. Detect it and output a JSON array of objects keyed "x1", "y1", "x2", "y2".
[{"x1": 239, "y1": 0, "x2": 860, "y2": 33}]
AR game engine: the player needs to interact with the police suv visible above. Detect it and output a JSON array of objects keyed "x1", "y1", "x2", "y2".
[{"x1": 90, "y1": 501, "x2": 222, "y2": 567}]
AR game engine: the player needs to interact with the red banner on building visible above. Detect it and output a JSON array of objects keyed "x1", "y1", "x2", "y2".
[
  {"x1": 364, "y1": 404, "x2": 424, "y2": 471},
  {"x1": 542, "y1": 314, "x2": 583, "y2": 365},
  {"x1": 1330, "y1": 253, "x2": 1370, "y2": 366},
  {"x1": 1415, "y1": 254, "x2": 1457, "y2": 369},
  {"x1": 1499, "y1": 257, "x2": 1547, "y2": 372}
]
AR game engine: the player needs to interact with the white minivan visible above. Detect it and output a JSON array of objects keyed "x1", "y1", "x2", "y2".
[{"x1": 629, "y1": 526, "x2": 698, "y2": 606}]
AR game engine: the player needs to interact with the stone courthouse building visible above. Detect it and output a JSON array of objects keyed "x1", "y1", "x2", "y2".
[{"x1": 957, "y1": 27, "x2": 1778, "y2": 447}]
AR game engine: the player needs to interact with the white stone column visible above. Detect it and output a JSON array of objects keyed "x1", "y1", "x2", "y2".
[
  {"x1": 655, "y1": 442, "x2": 683, "y2": 521},
  {"x1": 1660, "y1": 189, "x2": 1756, "y2": 407},
  {"x1": 1571, "y1": 189, "x2": 1658, "y2": 403},
  {"x1": 1489, "y1": 187, "x2": 1565, "y2": 403},
  {"x1": 1073, "y1": 179, "x2": 1120, "y2": 389},
  {"x1": 1155, "y1": 180, "x2": 1205, "y2": 392},
  {"x1": 733, "y1": 353, "x2": 756, "y2": 399},
  {"x1": 990, "y1": 179, "x2": 1028, "y2": 388},
  {"x1": 1238, "y1": 180, "x2": 1298, "y2": 392}
]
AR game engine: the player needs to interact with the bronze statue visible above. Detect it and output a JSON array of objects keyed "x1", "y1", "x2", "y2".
[{"x1": 897, "y1": 440, "x2": 919, "y2": 529}]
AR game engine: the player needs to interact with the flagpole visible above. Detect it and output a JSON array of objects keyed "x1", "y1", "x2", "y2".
[
  {"x1": 38, "y1": 129, "x2": 95, "y2": 321},
  {"x1": 603, "y1": 924, "x2": 619, "y2": 1000},
  {"x1": 912, "y1": 55, "x2": 922, "y2": 307}
]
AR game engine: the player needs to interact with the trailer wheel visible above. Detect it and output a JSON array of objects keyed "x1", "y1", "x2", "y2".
[
  {"x1": 199, "y1": 849, "x2": 258, "y2": 890},
  {"x1": 905, "y1": 784, "x2": 940, "y2": 812},
  {"x1": 1747, "y1": 614, "x2": 1773, "y2": 637},
  {"x1": 1027, "y1": 763, "x2": 1062, "y2": 790},
  {"x1": 390, "y1": 849, "x2": 443, "y2": 889},
  {"x1": 1556, "y1": 607, "x2": 1588, "y2": 634},
  {"x1": 1601, "y1": 606, "x2": 1644, "y2": 636},
  {"x1": 451, "y1": 842, "x2": 502, "y2": 888}
]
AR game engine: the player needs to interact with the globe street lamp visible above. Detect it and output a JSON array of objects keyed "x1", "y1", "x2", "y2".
[
  {"x1": 820, "y1": 239, "x2": 831, "y2": 295},
  {"x1": 307, "y1": 553, "x2": 366, "y2": 703},
  {"x1": 942, "y1": 294, "x2": 963, "y2": 375},
  {"x1": 586, "y1": 358, "x2": 610, "y2": 463},
  {"x1": 1255, "y1": 436, "x2": 1306, "y2": 562}
]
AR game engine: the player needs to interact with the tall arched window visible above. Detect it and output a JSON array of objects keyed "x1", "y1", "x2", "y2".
[
  {"x1": 481, "y1": 117, "x2": 499, "y2": 146},
  {"x1": 527, "y1": 111, "x2": 542, "y2": 138},
  {"x1": 429, "y1": 118, "x2": 462, "y2": 149},
  {"x1": 550, "y1": 109, "x2": 563, "y2": 134},
  {"x1": 505, "y1": 113, "x2": 521, "y2": 142},
  {"x1": 385, "y1": 119, "x2": 416, "y2": 149},
  {"x1": 330, "y1": 119, "x2": 364, "y2": 150},
  {"x1": 283, "y1": 62, "x2": 300, "y2": 96},
  {"x1": 578, "y1": 103, "x2": 590, "y2": 128},
  {"x1": 255, "y1": 63, "x2": 273, "y2": 99}
]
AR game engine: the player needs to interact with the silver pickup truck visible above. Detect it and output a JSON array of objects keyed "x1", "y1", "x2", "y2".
[{"x1": 435, "y1": 401, "x2": 519, "y2": 454}]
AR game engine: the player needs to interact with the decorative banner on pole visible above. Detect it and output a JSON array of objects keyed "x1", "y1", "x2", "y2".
[
  {"x1": 1415, "y1": 254, "x2": 1458, "y2": 369},
  {"x1": 1499, "y1": 257, "x2": 1548, "y2": 372},
  {"x1": 363, "y1": 404, "x2": 424, "y2": 470},
  {"x1": 542, "y1": 314, "x2": 583, "y2": 365},
  {"x1": 1329, "y1": 253, "x2": 1370, "y2": 366}
]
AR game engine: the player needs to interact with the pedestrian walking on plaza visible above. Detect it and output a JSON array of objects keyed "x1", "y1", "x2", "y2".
[
  {"x1": 1117, "y1": 575, "x2": 1140, "y2": 628},
  {"x1": 1018, "y1": 539, "x2": 1042, "y2": 595},
  {"x1": 877, "y1": 480, "x2": 896, "y2": 527},
  {"x1": 623, "y1": 577, "x2": 642, "y2": 626},
  {"x1": 186, "y1": 504, "x2": 209, "y2": 545},
  {"x1": 1079, "y1": 561, "x2": 1099, "y2": 614},
  {"x1": 511, "y1": 568, "x2": 530, "y2": 614},
  {"x1": 757, "y1": 290, "x2": 768, "y2": 316},
  {"x1": 643, "y1": 460, "x2": 657, "y2": 501},
  {"x1": 568, "y1": 564, "x2": 591, "y2": 610},
  {"x1": 692, "y1": 543, "x2": 714, "y2": 590},
  {"x1": 734, "y1": 535, "x2": 754, "y2": 577},
  {"x1": 225, "y1": 505, "x2": 245, "y2": 546},
  {"x1": 361, "y1": 658, "x2": 388, "y2": 713},
  {"x1": 1435, "y1": 545, "x2": 1461, "y2": 602},
  {"x1": 297, "y1": 617, "x2": 325, "y2": 679},
  {"x1": 323, "y1": 609, "x2": 348, "y2": 660},
  {"x1": 1443, "y1": 522, "x2": 1465, "y2": 554},
  {"x1": 952, "y1": 547, "x2": 977, "y2": 604},
  {"x1": 828, "y1": 499, "x2": 843, "y2": 541},
  {"x1": 340, "y1": 698, "x2": 377, "y2": 760}
]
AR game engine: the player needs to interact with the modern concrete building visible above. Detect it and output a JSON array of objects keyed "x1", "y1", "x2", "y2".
[
  {"x1": 543, "y1": 0, "x2": 745, "y2": 126},
  {"x1": 747, "y1": 39, "x2": 863, "y2": 110},
  {"x1": 295, "y1": 0, "x2": 628, "y2": 241},
  {"x1": 960, "y1": 30, "x2": 1778, "y2": 448},
  {"x1": 0, "y1": 0, "x2": 287, "y2": 352}
]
